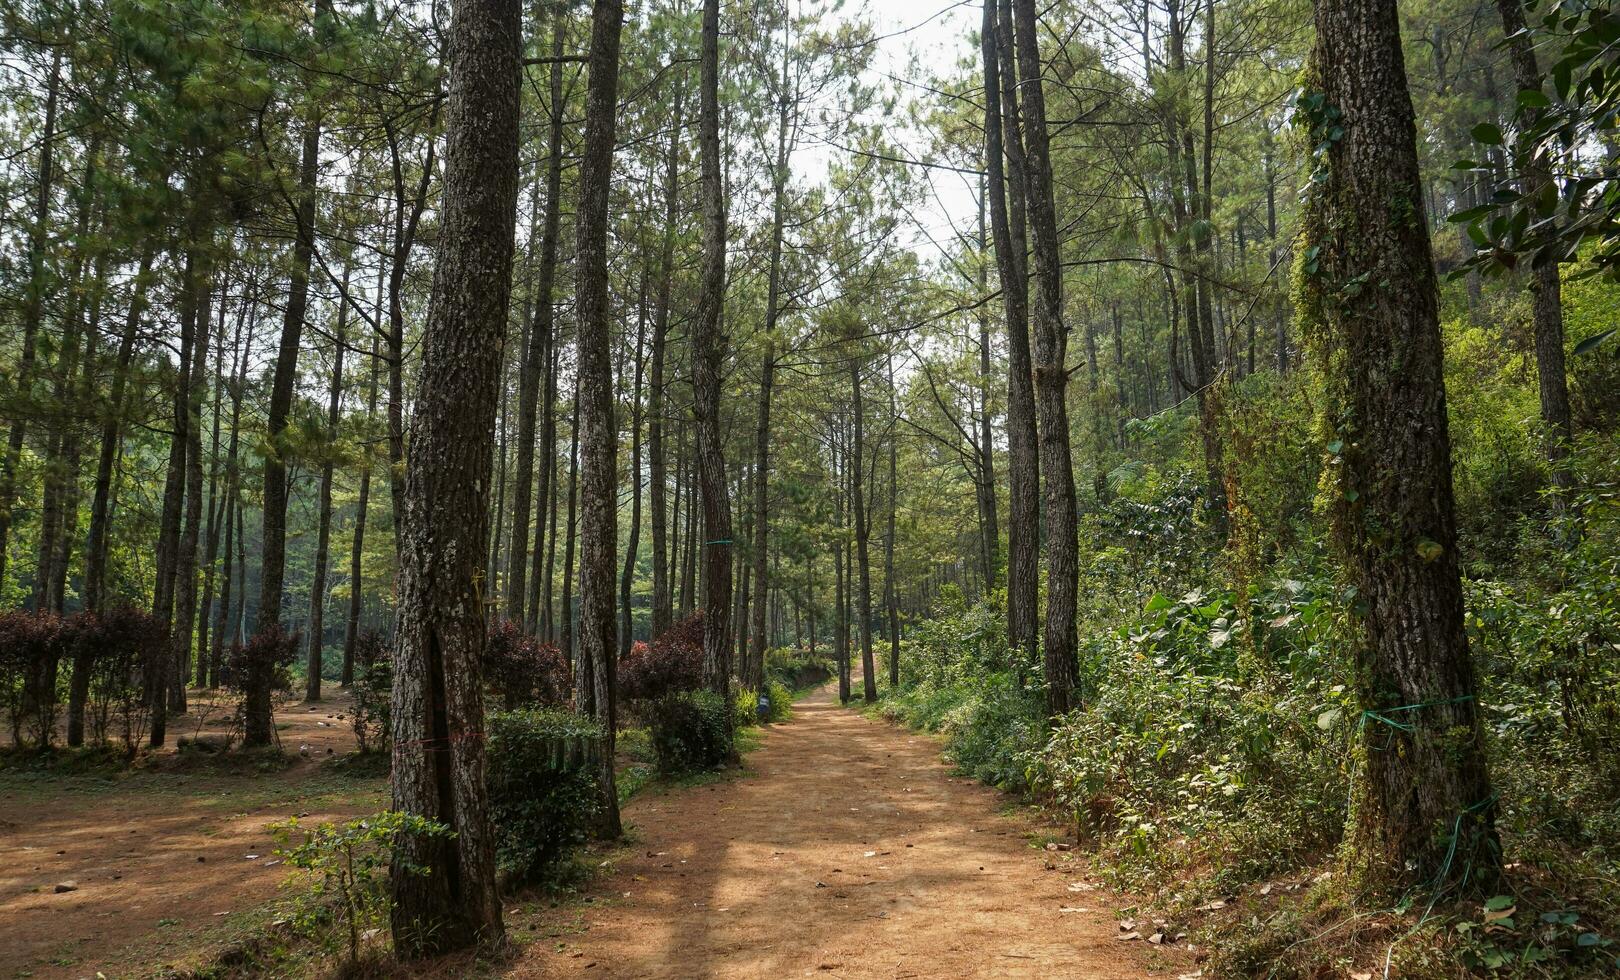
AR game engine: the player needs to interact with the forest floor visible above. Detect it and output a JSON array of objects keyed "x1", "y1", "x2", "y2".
[
  {"x1": 0, "y1": 691, "x2": 383, "y2": 979},
  {"x1": 506, "y1": 685, "x2": 1186, "y2": 980},
  {"x1": 0, "y1": 687, "x2": 1187, "y2": 979}
]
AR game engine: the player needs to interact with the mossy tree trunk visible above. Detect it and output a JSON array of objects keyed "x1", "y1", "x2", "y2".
[{"x1": 1301, "y1": 0, "x2": 1499, "y2": 896}]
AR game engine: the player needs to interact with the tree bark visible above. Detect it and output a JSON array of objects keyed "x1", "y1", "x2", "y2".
[
  {"x1": 387, "y1": 0, "x2": 519, "y2": 955},
  {"x1": 0, "y1": 51, "x2": 60, "y2": 593},
  {"x1": 695, "y1": 0, "x2": 734, "y2": 705},
  {"x1": 1494, "y1": 0, "x2": 1574, "y2": 496},
  {"x1": 621, "y1": 275, "x2": 648, "y2": 660},
  {"x1": 1009, "y1": 0, "x2": 1080, "y2": 715},
  {"x1": 307, "y1": 261, "x2": 350, "y2": 700},
  {"x1": 982, "y1": 0, "x2": 1039, "y2": 660},
  {"x1": 1303, "y1": 0, "x2": 1498, "y2": 894},
  {"x1": 649, "y1": 77, "x2": 684, "y2": 640},
  {"x1": 261, "y1": 0, "x2": 332, "y2": 641},
  {"x1": 577, "y1": 0, "x2": 627, "y2": 839},
  {"x1": 849, "y1": 354, "x2": 876, "y2": 703},
  {"x1": 975, "y1": 187, "x2": 1001, "y2": 593},
  {"x1": 171, "y1": 266, "x2": 213, "y2": 713},
  {"x1": 884, "y1": 354, "x2": 901, "y2": 688}
]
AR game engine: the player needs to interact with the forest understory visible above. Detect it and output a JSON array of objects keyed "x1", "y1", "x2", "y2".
[{"x1": 3, "y1": 0, "x2": 1620, "y2": 974}]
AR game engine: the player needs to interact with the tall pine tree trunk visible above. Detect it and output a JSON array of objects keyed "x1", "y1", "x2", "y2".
[
  {"x1": 1302, "y1": 0, "x2": 1498, "y2": 894},
  {"x1": 260, "y1": 0, "x2": 332, "y2": 646},
  {"x1": 982, "y1": 0, "x2": 1039, "y2": 662},
  {"x1": 695, "y1": 0, "x2": 734, "y2": 705},
  {"x1": 1010, "y1": 0, "x2": 1081, "y2": 716},
  {"x1": 649, "y1": 77, "x2": 684, "y2": 640},
  {"x1": 1495, "y1": 0, "x2": 1574, "y2": 496},
  {"x1": 306, "y1": 262, "x2": 349, "y2": 700},
  {"x1": 387, "y1": 0, "x2": 519, "y2": 955},
  {"x1": 573, "y1": 0, "x2": 629, "y2": 841}
]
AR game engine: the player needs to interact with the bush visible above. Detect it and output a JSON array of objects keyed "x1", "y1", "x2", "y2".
[
  {"x1": 227, "y1": 625, "x2": 300, "y2": 748},
  {"x1": 619, "y1": 613, "x2": 706, "y2": 701},
  {"x1": 271, "y1": 811, "x2": 452, "y2": 966},
  {"x1": 764, "y1": 647, "x2": 834, "y2": 692},
  {"x1": 735, "y1": 681, "x2": 793, "y2": 727},
  {"x1": 487, "y1": 708, "x2": 604, "y2": 885},
  {"x1": 484, "y1": 620, "x2": 571, "y2": 709},
  {"x1": 0, "y1": 610, "x2": 64, "y2": 750},
  {"x1": 643, "y1": 690, "x2": 732, "y2": 774},
  {"x1": 349, "y1": 630, "x2": 391, "y2": 755},
  {"x1": 66, "y1": 607, "x2": 164, "y2": 753}
]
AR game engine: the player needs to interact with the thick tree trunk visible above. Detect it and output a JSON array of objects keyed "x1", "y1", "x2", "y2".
[
  {"x1": 1304, "y1": 0, "x2": 1498, "y2": 894},
  {"x1": 695, "y1": 0, "x2": 734, "y2": 704},
  {"x1": 574, "y1": 0, "x2": 629, "y2": 842},
  {"x1": 387, "y1": 0, "x2": 519, "y2": 955},
  {"x1": 1009, "y1": 0, "x2": 1080, "y2": 715},
  {"x1": 983, "y1": 0, "x2": 1039, "y2": 660}
]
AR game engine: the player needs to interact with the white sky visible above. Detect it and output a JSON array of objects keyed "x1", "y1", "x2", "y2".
[{"x1": 800, "y1": 0, "x2": 984, "y2": 266}]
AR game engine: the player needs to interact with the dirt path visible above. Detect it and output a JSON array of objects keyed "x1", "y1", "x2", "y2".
[
  {"x1": 520, "y1": 686, "x2": 1187, "y2": 979},
  {"x1": 0, "y1": 693, "x2": 381, "y2": 979}
]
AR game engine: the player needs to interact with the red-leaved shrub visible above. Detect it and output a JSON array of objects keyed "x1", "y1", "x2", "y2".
[
  {"x1": 618, "y1": 613, "x2": 705, "y2": 702},
  {"x1": 0, "y1": 610, "x2": 64, "y2": 749},
  {"x1": 485, "y1": 620, "x2": 571, "y2": 709}
]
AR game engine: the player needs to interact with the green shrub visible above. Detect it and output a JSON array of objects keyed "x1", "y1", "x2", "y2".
[
  {"x1": 644, "y1": 690, "x2": 733, "y2": 773},
  {"x1": 733, "y1": 687, "x2": 758, "y2": 728},
  {"x1": 487, "y1": 708, "x2": 604, "y2": 885},
  {"x1": 764, "y1": 647, "x2": 835, "y2": 691},
  {"x1": 732, "y1": 681, "x2": 794, "y2": 728},
  {"x1": 762, "y1": 680, "x2": 792, "y2": 721},
  {"x1": 271, "y1": 810, "x2": 451, "y2": 966}
]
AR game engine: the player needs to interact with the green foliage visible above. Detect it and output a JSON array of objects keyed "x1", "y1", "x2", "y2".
[
  {"x1": 270, "y1": 811, "x2": 452, "y2": 967},
  {"x1": 763, "y1": 647, "x2": 835, "y2": 692},
  {"x1": 486, "y1": 708, "x2": 604, "y2": 886},
  {"x1": 1452, "y1": 0, "x2": 1620, "y2": 280},
  {"x1": 643, "y1": 690, "x2": 733, "y2": 774},
  {"x1": 734, "y1": 680, "x2": 794, "y2": 728},
  {"x1": 875, "y1": 602, "x2": 1046, "y2": 791}
]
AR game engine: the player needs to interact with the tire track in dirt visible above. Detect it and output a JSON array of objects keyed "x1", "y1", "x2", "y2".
[{"x1": 520, "y1": 685, "x2": 1186, "y2": 979}]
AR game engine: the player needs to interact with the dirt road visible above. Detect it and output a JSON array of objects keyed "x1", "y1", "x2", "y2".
[
  {"x1": 0, "y1": 694, "x2": 380, "y2": 979},
  {"x1": 520, "y1": 686, "x2": 1185, "y2": 979}
]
